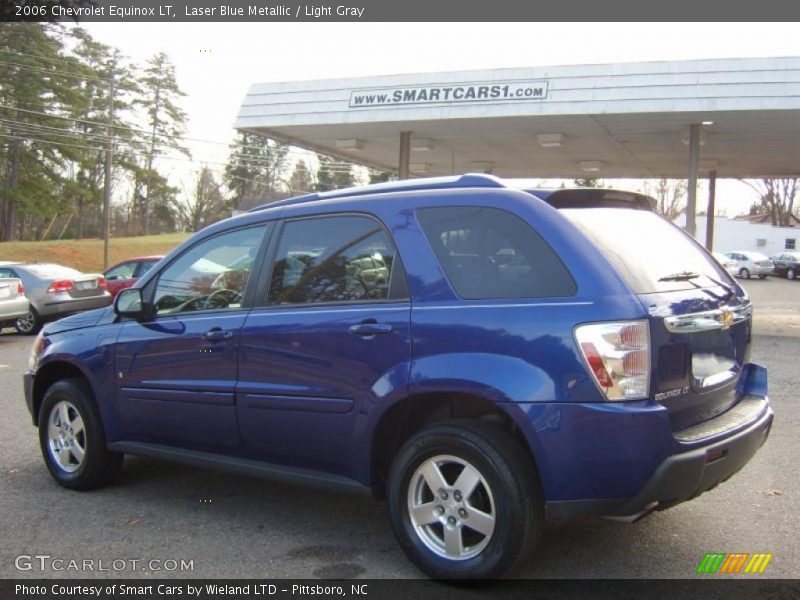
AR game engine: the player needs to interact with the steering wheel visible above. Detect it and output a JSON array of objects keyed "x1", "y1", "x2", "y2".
[{"x1": 203, "y1": 288, "x2": 242, "y2": 310}]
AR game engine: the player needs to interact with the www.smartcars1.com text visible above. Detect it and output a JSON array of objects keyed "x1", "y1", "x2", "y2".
[{"x1": 32, "y1": 4, "x2": 367, "y2": 19}]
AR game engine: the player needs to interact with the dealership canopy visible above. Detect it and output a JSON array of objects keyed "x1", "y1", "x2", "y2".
[
  {"x1": 235, "y1": 57, "x2": 800, "y2": 179},
  {"x1": 235, "y1": 57, "x2": 800, "y2": 238}
]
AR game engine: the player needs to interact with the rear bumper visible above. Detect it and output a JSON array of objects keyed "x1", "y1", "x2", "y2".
[
  {"x1": 0, "y1": 296, "x2": 30, "y2": 322},
  {"x1": 611, "y1": 403, "x2": 772, "y2": 517},
  {"x1": 39, "y1": 294, "x2": 111, "y2": 318}
]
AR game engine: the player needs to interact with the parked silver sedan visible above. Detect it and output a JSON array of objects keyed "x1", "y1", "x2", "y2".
[
  {"x1": 0, "y1": 277, "x2": 29, "y2": 331},
  {"x1": 0, "y1": 262, "x2": 111, "y2": 334}
]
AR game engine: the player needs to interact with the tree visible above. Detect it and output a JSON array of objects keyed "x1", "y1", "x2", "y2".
[
  {"x1": 0, "y1": 23, "x2": 78, "y2": 240},
  {"x1": 640, "y1": 178, "x2": 688, "y2": 221},
  {"x1": 369, "y1": 169, "x2": 393, "y2": 184},
  {"x1": 224, "y1": 132, "x2": 288, "y2": 207},
  {"x1": 315, "y1": 155, "x2": 355, "y2": 192},
  {"x1": 573, "y1": 178, "x2": 604, "y2": 188},
  {"x1": 134, "y1": 51, "x2": 190, "y2": 235},
  {"x1": 741, "y1": 179, "x2": 798, "y2": 226},
  {"x1": 68, "y1": 28, "x2": 140, "y2": 239},
  {"x1": 288, "y1": 160, "x2": 314, "y2": 195},
  {"x1": 172, "y1": 167, "x2": 228, "y2": 232}
]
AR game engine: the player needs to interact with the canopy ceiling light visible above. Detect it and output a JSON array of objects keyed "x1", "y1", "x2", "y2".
[
  {"x1": 411, "y1": 138, "x2": 435, "y2": 151},
  {"x1": 579, "y1": 160, "x2": 602, "y2": 172},
  {"x1": 537, "y1": 133, "x2": 563, "y2": 148},
  {"x1": 335, "y1": 138, "x2": 365, "y2": 150}
]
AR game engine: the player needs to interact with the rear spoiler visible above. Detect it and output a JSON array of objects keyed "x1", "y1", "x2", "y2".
[{"x1": 523, "y1": 188, "x2": 657, "y2": 212}]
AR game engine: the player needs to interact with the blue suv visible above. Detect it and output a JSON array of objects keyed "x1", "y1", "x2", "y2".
[{"x1": 24, "y1": 175, "x2": 772, "y2": 578}]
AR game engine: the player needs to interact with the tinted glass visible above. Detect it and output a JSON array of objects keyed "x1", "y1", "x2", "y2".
[
  {"x1": 153, "y1": 226, "x2": 265, "y2": 315},
  {"x1": 562, "y1": 208, "x2": 731, "y2": 294},
  {"x1": 105, "y1": 262, "x2": 137, "y2": 281},
  {"x1": 268, "y1": 216, "x2": 396, "y2": 305},
  {"x1": 417, "y1": 206, "x2": 576, "y2": 299}
]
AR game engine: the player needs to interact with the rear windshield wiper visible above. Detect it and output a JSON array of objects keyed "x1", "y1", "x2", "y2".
[{"x1": 658, "y1": 271, "x2": 700, "y2": 282}]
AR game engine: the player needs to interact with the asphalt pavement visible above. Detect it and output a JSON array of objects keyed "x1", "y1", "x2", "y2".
[{"x1": 0, "y1": 277, "x2": 797, "y2": 579}]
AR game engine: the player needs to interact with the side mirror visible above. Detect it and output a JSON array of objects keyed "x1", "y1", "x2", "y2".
[{"x1": 115, "y1": 288, "x2": 144, "y2": 319}]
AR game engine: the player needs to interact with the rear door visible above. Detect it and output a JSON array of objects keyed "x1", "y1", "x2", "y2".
[
  {"x1": 562, "y1": 207, "x2": 752, "y2": 431},
  {"x1": 236, "y1": 214, "x2": 411, "y2": 477},
  {"x1": 114, "y1": 225, "x2": 269, "y2": 452}
]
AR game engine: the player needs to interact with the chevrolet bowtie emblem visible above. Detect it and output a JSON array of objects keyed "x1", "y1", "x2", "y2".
[{"x1": 719, "y1": 309, "x2": 734, "y2": 330}]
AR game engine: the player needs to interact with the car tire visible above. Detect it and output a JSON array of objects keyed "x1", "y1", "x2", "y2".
[
  {"x1": 38, "y1": 378, "x2": 122, "y2": 490},
  {"x1": 788, "y1": 268, "x2": 797, "y2": 280},
  {"x1": 387, "y1": 419, "x2": 543, "y2": 579},
  {"x1": 15, "y1": 307, "x2": 41, "y2": 335},
  {"x1": 739, "y1": 268, "x2": 751, "y2": 280},
  {"x1": 758, "y1": 274, "x2": 767, "y2": 279}
]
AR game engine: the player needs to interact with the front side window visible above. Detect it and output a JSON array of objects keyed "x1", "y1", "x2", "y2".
[
  {"x1": 417, "y1": 206, "x2": 576, "y2": 299},
  {"x1": 268, "y1": 215, "x2": 397, "y2": 305},
  {"x1": 153, "y1": 226, "x2": 265, "y2": 315}
]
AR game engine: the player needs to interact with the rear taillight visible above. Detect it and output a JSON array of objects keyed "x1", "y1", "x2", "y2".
[
  {"x1": 97, "y1": 276, "x2": 107, "y2": 289},
  {"x1": 47, "y1": 280, "x2": 73, "y2": 293},
  {"x1": 575, "y1": 320, "x2": 651, "y2": 401},
  {"x1": 17, "y1": 282, "x2": 24, "y2": 295}
]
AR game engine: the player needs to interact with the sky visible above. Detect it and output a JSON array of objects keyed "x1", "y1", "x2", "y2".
[{"x1": 80, "y1": 22, "x2": 800, "y2": 214}]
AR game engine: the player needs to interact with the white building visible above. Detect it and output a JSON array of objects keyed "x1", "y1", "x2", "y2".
[{"x1": 675, "y1": 214, "x2": 799, "y2": 255}]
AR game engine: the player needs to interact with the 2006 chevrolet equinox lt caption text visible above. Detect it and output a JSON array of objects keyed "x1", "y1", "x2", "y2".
[{"x1": 23, "y1": 175, "x2": 772, "y2": 579}]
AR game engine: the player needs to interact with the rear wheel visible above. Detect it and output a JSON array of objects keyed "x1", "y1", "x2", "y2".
[
  {"x1": 758, "y1": 274, "x2": 767, "y2": 279},
  {"x1": 739, "y1": 268, "x2": 751, "y2": 280},
  {"x1": 38, "y1": 378, "x2": 122, "y2": 490},
  {"x1": 15, "y1": 308, "x2": 40, "y2": 335},
  {"x1": 788, "y1": 268, "x2": 797, "y2": 280},
  {"x1": 387, "y1": 420, "x2": 543, "y2": 579}
]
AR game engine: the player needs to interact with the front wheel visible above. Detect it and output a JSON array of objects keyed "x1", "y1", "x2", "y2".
[
  {"x1": 387, "y1": 420, "x2": 543, "y2": 579},
  {"x1": 38, "y1": 378, "x2": 122, "y2": 490},
  {"x1": 788, "y1": 268, "x2": 797, "y2": 280},
  {"x1": 758, "y1": 274, "x2": 767, "y2": 280},
  {"x1": 739, "y1": 268, "x2": 751, "y2": 280}
]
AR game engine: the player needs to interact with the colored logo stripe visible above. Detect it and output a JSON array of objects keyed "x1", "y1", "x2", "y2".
[{"x1": 697, "y1": 553, "x2": 773, "y2": 574}]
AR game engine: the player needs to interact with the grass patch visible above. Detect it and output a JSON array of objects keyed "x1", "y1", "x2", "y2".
[{"x1": 0, "y1": 233, "x2": 189, "y2": 273}]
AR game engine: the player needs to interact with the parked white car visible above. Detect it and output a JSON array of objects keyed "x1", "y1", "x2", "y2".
[
  {"x1": 723, "y1": 250, "x2": 773, "y2": 279},
  {"x1": 0, "y1": 277, "x2": 30, "y2": 331},
  {"x1": 712, "y1": 252, "x2": 739, "y2": 276}
]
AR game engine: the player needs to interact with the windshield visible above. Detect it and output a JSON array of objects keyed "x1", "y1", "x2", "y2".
[{"x1": 561, "y1": 208, "x2": 732, "y2": 294}]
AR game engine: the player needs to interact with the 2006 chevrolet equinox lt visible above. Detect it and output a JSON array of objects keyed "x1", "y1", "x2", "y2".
[{"x1": 24, "y1": 175, "x2": 772, "y2": 578}]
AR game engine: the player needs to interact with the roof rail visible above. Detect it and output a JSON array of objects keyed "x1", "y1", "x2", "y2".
[{"x1": 248, "y1": 173, "x2": 507, "y2": 212}]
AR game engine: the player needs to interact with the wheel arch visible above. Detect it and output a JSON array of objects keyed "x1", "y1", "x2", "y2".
[
  {"x1": 32, "y1": 359, "x2": 94, "y2": 424},
  {"x1": 367, "y1": 389, "x2": 544, "y2": 500}
]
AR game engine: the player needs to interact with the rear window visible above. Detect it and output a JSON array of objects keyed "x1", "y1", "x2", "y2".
[
  {"x1": 22, "y1": 264, "x2": 82, "y2": 279},
  {"x1": 416, "y1": 206, "x2": 576, "y2": 299},
  {"x1": 561, "y1": 208, "x2": 731, "y2": 294}
]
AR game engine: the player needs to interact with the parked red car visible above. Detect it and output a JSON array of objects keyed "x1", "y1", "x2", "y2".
[{"x1": 103, "y1": 256, "x2": 163, "y2": 298}]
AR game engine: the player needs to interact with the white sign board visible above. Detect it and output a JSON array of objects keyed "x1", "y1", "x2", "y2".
[{"x1": 349, "y1": 81, "x2": 549, "y2": 108}]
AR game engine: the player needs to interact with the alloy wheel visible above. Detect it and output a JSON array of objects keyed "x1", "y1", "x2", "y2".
[{"x1": 46, "y1": 400, "x2": 86, "y2": 473}]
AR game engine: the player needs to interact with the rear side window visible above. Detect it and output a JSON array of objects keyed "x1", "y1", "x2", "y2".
[
  {"x1": 417, "y1": 206, "x2": 576, "y2": 299},
  {"x1": 268, "y1": 215, "x2": 400, "y2": 305},
  {"x1": 561, "y1": 208, "x2": 731, "y2": 294}
]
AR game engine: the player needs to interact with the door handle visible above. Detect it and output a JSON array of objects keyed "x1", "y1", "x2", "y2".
[
  {"x1": 204, "y1": 328, "x2": 234, "y2": 341},
  {"x1": 349, "y1": 322, "x2": 393, "y2": 336}
]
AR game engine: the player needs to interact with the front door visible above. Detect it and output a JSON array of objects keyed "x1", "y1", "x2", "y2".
[
  {"x1": 237, "y1": 214, "x2": 411, "y2": 478},
  {"x1": 114, "y1": 225, "x2": 269, "y2": 452}
]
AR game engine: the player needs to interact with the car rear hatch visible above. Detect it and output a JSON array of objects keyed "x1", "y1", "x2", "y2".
[{"x1": 547, "y1": 194, "x2": 757, "y2": 434}]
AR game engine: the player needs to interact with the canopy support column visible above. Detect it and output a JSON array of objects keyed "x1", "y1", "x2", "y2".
[
  {"x1": 685, "y1": 123, "x2": 701, "y2": 237},
  {"x1": 705, "y1": 169, "x2": 717, "y2": 251},
  {"x1": 399, "y1": 131, "x2": 411, "y2": 179}
]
